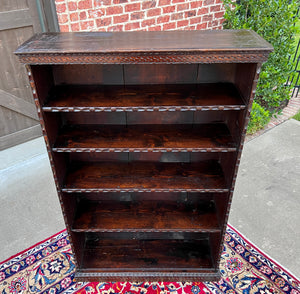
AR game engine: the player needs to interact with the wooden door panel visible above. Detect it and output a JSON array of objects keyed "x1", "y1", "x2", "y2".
[{"x1": 0, "y1": 0, "x2": 44, "y2": 149}]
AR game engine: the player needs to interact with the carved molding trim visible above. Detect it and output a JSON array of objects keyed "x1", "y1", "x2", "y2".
[{"x1": 17, "y1": 51, "x2": 271, "y2": 64}]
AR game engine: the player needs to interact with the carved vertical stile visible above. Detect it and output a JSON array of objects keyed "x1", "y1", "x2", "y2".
[
  {"x1": 215, "y1": 63, "x2": 263, "y2": 269},
  {"x1": 26, "y1": 65, "x2": 82, "y2": 268}
]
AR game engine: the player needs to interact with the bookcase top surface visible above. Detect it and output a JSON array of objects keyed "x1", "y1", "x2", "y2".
[
  {"x1": 15, "y1": 30, "x2": 273, "y2": 64},
  {"x1": 16, "y1": 30, "x2": 272, "y2": 53}
]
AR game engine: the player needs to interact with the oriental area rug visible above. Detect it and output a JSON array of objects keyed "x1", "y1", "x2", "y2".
[{"x1": 0, "y1": 225, "x2": 299, "y2": 294}]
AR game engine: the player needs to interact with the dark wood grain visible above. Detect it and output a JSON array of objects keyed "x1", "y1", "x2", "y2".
[
  {"x1": 43, "y1": 83, "x2": 245, "y2": 112},
  {"x1": 63, "y1": 161, "x2": 228, "y2": 192},
  {"x1": 52, "y1": 124, "x2": 237, "y2": 152},
  {"x1": 15, "y1": 30, "x2": 273, "y2": 55},
  {"x1": 72, "y1": 199, "x2": 220, "y2": 232},
  {"x1": 81, "y1": 238, "x2": 213, "y2": 271},
  {"x1": 17, "y1": 30, "x2": 271, "y2": 282}
]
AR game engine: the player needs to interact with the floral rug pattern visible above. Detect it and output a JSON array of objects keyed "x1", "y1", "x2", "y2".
[{"x1": 0, "y1": 226, "x2": 299, "y2": 294}]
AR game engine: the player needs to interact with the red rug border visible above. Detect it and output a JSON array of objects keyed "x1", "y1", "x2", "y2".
[
  {"x1": 227, "y1": 223, "x2": 300, "y2": 283},
  {"x1": 0, "y1": 228, "x2": 67, "y2": 266}
]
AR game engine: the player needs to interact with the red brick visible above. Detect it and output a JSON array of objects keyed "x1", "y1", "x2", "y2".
[
  {"x1": 147, "y1": 8, "x2": 161, "y2": 17},
  {"x1": 59, "y1": 24, "x2": 70, "y2": 32},
  {"x1": 96, "y1": 17, "x2": 112, "y2": 26},
  {"x1": 177, "y1": 19, "x2": 188, "y2": 27},
  {"x1": 79, "y1": 11, "x2": 87, "y2": 20},
  {"x1": 214, "y1": 11, "x2": 224, "y2": 19},
  {"x1": 163, "y1": 5, "x2": 176, "y2": 13},
  {"x1": 197, "y1": 22, "x2": 207, "y2": 29},
  {"x1": 107, "y1": 24, "x2": 124, "y2": 31},
  {"x1": 184, "y1": 25, "x2": 196, "y2": 30},
  {"x1": 70, "y1": 12, "x2": 79, "y2": 22},
  {"x1": 159, "y1": 0, "x2": 171, "y2": 5},
  {"x1": 190, "y1": 1, "x2": 202, "y2": 8},
  {"x1": 80, "y1": 20, "x2": 95, "y2": 30},
  {"x1": 58, "y1": 14, "x2": 68, "y2": 24},
  {"x1": 197, "y1": 7, "x2": 209, "y2": 15},
  {"x1": 177, "y1": 3, "x2": 189, "y2": 11},
  {"x1": 212, "y1": 19, "x2": 219, "y2": 26},
  {"x1": 148, "y1": 25, "x2": 162, "y2": 31},
  {"x1": 203, "y1": 14, "x2": 213, "y2": 21},
  {"x1": 113, "y1": 0, "x2": 128, "y2": 3},
  {"x1": 141, "y1": 18, "x2": 156, "y2": 27},
  {"x1": 130, "y1": 11, "x2": 145, "y2": 20},
  {"x1": 142, "y1": 0, "x2": 156, "y2": 10},
  {"x1": 88, "y1": 9, "x2": 105, "y2": 18},
  {"x1": 172, "y1": 0, "x2": 185, "y2": 3},
  {"x1": 185, "y1": 9, "x2": 196, "y2": 17},
  {"x1": 125, "y1": 22, "x2": 140, "y2": 30},
  {"x1": 215, "y1": 0, "x2": 223, "y2": 3},
  {"x1": 106, "y1": 5, "x2": 123, "y2": 15},
  {"x1": 68, "y1": 1, "x2": 77, "y2": 11},
  {"x1": 163, "y1": 22, "x2": 176, "y2": 30},
  {"x1": 56, "y1": 3, "x2": 66, "y2": 13},
  {"x1": 189, "y1": 16, "x2": 202, "y2": 24},
  {"x1": 113, "y1": 14, "x2": 129, "y2": 24},
  {"x1": 94, "y1": 0, "x2": 111, "y2": 5},
  {"x1": 78, "y1": 0, "x2": 92, "y2": 10},
  {"x1": 210, "y1": 4, "x2": 221, "y2": 12},
  {"x1": 71, "y1": 23, "x2": 80, "y2": 31},
  {"x1": 204, "y1": 0, "x2": 214, "y2": 4},
  {"x1": 125, "y1": 3, "x2": 141, "y2": 12},
  {"x1": 157, "y1": 15, "x2": 170, "y2": 24},
  {"x1": 170, "y1": 12, "x2": 183, "y2": 20}
]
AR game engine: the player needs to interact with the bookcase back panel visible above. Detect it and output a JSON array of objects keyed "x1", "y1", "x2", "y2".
[
  {"x1": 197, "y1": 64, "x2": 237, "y2": 83},
  {"x1": 124, "y1": 64, "x2": 198, "y2": 84},
  {"x1": 53, "y1": 64, "x2": 124, "y2": 85},
  {"x1": 76, "y1": 192, "x2": 221, "y2": 202},
  {"x1": 49, "y1": 64, "x2": 239, "y2": 86},
  {"x1": 62, "y1": 112, "x2": 127, "y2": 125},
  {"x1": 59, "y1": 111, "x2": 242, "y2": 131},
  {"x1": 68, "y1": 151, "x2": 234, "y2": 164}
]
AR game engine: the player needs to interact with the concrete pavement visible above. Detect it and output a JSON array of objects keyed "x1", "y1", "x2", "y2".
[
  {"x1": 229, "y1": 119, "x2": 300, "y2": 278},
  {"x1": 0, "y1": 119, "x2": 299, "y2": 278}
]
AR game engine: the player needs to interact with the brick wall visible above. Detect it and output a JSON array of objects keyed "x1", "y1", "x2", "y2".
[{"x1": 54, "y1": 0, "x2": 225, "y2": 32}]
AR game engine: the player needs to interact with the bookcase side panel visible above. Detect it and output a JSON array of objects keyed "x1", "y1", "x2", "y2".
[{"x1": 28, "y1": 64, "x2": 82, "y2": 268}]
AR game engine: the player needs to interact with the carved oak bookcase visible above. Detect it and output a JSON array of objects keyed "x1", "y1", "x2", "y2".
[{"x1": 15, "y1": 30, "x2": 272, "y2": 282}]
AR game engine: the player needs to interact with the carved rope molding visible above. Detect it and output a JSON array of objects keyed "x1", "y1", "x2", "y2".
[
  {"x1": 62, "y1": 188, "x2": 230, "y2": 193},
  {"x1": 16, "y1": 51, "x2": 271, "y2": 64},
  {"x1": 52, "y1": 147, "x2": 237, "y2": 153},
  {"x1": 42, "y1": 105, "x2": 246, "y2": 112},
  {"x1": 75, "y1": 271, "x2": 220, "y2": 282}
]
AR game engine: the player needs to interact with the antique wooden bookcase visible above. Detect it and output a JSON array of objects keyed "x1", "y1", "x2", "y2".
[{"x1": 15, "y1": 30, "x2": 272, "y2": 282}]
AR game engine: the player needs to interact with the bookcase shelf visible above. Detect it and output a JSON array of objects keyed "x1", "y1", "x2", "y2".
[
  {"x1": 42, "y1": 83, "x2": 245, "y2": 112},
  {"x1": 81, "y1": 238, "x2": 214, "y2": 270},
  {"x1": 16, "y1": 30, "x2": 272, "y2": 282},
  {"x1": 52, "y1": 124, "x2": 237, "y2": 153},
  {"x1": 71, "y1": 199, "x2": 220, "y2": 233},
  {"x1": 62, "y1": 161, "x2": 228, "y2": 193}
]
